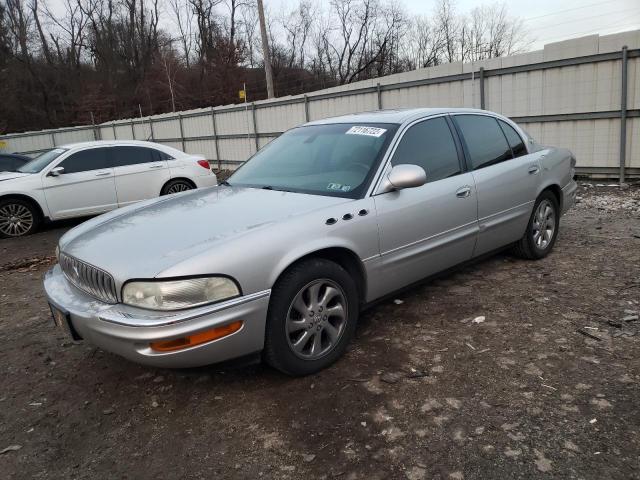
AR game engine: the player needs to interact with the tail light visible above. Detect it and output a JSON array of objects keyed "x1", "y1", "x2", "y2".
[{"x1": 197, "y1": 159, "x2": 211, "y2": 170}]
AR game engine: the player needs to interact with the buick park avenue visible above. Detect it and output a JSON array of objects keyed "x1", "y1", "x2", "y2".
[{"x1": 44, "y1": 109, "x2": 577, "y2": 376}]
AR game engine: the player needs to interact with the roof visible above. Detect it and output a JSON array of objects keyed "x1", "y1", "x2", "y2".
[
  {"x1": 57, "y1": 139, "x2": 159, "y2": 149},
  {"x1": 305, "y1": 108, "x2": 496, "y2": 126}
]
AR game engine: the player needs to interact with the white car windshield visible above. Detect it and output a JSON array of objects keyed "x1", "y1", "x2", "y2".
[
  {"x1": 17, "y1": 148, "x2": 67, "y2": 173},
  {"x1": 227, "y1": 123, "x2": 398, "y2": 198}
]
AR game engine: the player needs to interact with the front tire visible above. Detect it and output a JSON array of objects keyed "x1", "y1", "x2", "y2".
[
  {"x1": 0, "y1": 198, "x2": 41, "y2": 238},
  {"x1": 264, "y1": 258, "x2": 359, "y2": 376},
  {"x1": 512, "y1": 191, "x2": 560, "y2": 260}
]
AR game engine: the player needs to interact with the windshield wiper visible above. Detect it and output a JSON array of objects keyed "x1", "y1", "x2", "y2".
[
  {"x1": 219, "y1": 180, "x2": 231, "y2": 186},
  {"x1": 261, "y1": 185, "x2": 292, "y2": 193}
]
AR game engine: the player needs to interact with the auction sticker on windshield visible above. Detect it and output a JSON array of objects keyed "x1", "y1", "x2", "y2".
[{"x1": 346, "y1": 126, "x2": 387, "y2": 137}]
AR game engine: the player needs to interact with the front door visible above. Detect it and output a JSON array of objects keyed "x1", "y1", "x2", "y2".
[
  {"x1": 42, "y1": 147, "x2": 118, "y2": 219},
  {"x1": 373, "y1": 116, "x2": 479, "y2": 295}
]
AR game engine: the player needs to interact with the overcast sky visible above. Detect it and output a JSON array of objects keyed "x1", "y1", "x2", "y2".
[
  {"x1": 43, "y1": 0, "x2": 640, "y2": 52},
  {"x1": 268, "y1": 0, "x2": 640, "y2": 50}
]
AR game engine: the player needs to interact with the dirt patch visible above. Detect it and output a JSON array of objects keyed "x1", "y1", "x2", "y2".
[
  {"x1": 0, "y1": 183, "x2": 639, "y2": 479},
  {"x1": 0, "y1": 255, "x2": 56, "y2": 273}
]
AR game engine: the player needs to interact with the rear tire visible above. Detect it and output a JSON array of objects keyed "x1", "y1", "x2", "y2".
[
  {"x1": 0, "y1": 198, "x2": 41, "y2": 238},
  {"x1": 264, "y1": 258, "x2": 359, "y2": 376},
  {"x1": 161, "y1": 179, "x2": 195, "y2": 195},
  {"x1": 512, "y1": 191, "x2": 559, "y2": 260}
]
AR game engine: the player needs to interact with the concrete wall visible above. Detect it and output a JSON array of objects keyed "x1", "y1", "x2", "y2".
[{"x1": 1, "y1": 30, "x2": 638, "y2": 177}]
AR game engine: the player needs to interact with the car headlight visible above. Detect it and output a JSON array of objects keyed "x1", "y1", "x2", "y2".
[{"x1": 122, "y1": 277, "x2": 240, "y2": 311}]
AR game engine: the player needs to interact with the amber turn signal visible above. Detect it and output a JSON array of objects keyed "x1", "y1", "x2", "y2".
[{"x1": 150, "y1": 321, "x2": 243, "y2": 352}]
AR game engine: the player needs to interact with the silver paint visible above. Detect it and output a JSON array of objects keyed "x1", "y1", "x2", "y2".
[{"x1": 44, "y1": 108, "x2": 577, "y2": 368}]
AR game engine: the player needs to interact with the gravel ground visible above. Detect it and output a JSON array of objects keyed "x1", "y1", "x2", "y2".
[{"x1": 1, "y1": 183, "x2": 639, "y2": 480}]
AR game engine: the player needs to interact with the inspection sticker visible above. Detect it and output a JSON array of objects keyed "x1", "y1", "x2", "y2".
[
  {"x1": 346, "y1": 126, "x2": 387, "y2": 137},
  {"x1": 327, "y1": 183, "x2": 352, "y2": 192}
]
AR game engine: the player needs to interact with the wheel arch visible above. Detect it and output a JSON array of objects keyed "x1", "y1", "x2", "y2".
[
  {"x1": 539, "y1": 183, "x2": 562, "y2": 211},
  {"x1": 161, "y1": 177, "x2": 196, "y2": 194},
  {"x1": 273, "y1": 247, "x2": 367, "y2": 306},
  {"x1": 0, "y1": 193, "x2": 46, "y2": 220}
]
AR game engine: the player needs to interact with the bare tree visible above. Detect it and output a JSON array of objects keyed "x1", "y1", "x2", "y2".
[
  {"x1": 315, "y1": 0, "x2": 406, "y2": 85},
  {"x1": 281, "y1": 0, "x2": 313, "y2": 69},
  {"x1": 434, "y1": 0, "x2": 459, "y2": 63},
  {"x1": 0, "y1": 0, "x2": 530, "y2": 134},
  {"x1": 238, "y1": 0, "x2": 258, "y2": 67},
  {"x1": 168, "y1": 0, "x2": 195, "y2": 67}
]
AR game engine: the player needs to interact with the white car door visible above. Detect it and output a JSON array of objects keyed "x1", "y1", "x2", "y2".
[
  {"x1": 42, "y1": 147, "x2": 118, "y2": 219},
  {"x1": 111, "y1": 146, "x2": 170, "y2": 206}
]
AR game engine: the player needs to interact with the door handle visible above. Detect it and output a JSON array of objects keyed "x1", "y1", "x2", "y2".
[
  {"x1": 456, "y1": 186, "x2": 472, "y2": 198},
  {"x1": 95, "y1": 171, "x2": 111, "y2": 177},
  {"x1": 528, "y1": 165, "x2": 540, "y2": 175},
  {"x1": 148, "y1": 164, "x2": 163, "y2": 169}
]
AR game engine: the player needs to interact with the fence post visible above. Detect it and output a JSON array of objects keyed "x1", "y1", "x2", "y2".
[
  {"x1": 50, "y1": 132, "x2": 56, "y2": 147},
  {"x1": 90, "y1": 112, "x2": 99, "y2": 141},
  {"x1": 251, "y1": 103, "x2": 259, "y2": 152},
  {"x1": 479, "y1": 67, "x2": 485, "y2": 110},
  {"x1": 178, "y1": 114, "x2": 186, "y2": 152},
  {"x1": 619, "y1": 46, "x2": 628, "y2": 184},
  {"x1": 149, "y1": 116, "x2": 155, "y2": 141},
  {"x1": 211, "y1": 107, "x2": 221, "y2": 171},
  {"x1": 130, "y1": 120, "x2": 135, "y2": 139},
  {"x1": 304, "y1": 95, "x2": 309, "y2": 122},
  {"x1": 112, "y1": 122, "x2": 117, "y2": 139},
  {"x1": 377, "y1": 82, "x2": 382, "y2": 110}
]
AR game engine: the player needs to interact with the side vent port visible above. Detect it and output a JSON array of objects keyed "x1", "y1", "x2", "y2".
[
  {"x1": 326, "y1": 217, "x2": 337, "y2": 225},
  {"x1": 342, "y1": 213, "x2": 353, "y2": 221},
  {"x1": 358, "y1": 209, "x2": 369, "y2": 216}
]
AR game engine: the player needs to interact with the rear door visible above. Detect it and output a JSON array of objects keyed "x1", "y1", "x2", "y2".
[
  {"x1": 373, "y1": 116, "x2": 479, "y2": 293},
  {"x1": 111, "y1": 146, "x2": 170, "y2": 206},
  {"x1": 41, "y1": 147, "x2": 118, "y2": 219},
  {"x1": 452, "y1": 114, "x2": 540, "y2": 256}
]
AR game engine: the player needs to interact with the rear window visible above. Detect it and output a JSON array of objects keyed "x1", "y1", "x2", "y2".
[
  {"x1": 498, "y1": 120, "x2": 527, "y2": 158},
  {"x1": 111, "y1": 146, "x2": 157, "y2": 167},
  {"x1": 455, "y1": 115, "x2": 513, "y2": 170}
]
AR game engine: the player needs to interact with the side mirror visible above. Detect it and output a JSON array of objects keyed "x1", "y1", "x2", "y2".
[
  {"x1": 48, "y1": 166, "x2": 65, "y2": 177},
  {"x1": 380, "y1": 164, "x2": 427, "y2": 193}
]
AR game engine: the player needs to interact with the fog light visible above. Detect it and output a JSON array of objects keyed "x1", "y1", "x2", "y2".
[{"x1": 150, "y1": 321, "x2": 243, "y2": 352}]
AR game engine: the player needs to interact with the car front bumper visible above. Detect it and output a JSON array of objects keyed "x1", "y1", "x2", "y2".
[{"x1": 44, "y1": 265, "x2": 269, "y2": 368}]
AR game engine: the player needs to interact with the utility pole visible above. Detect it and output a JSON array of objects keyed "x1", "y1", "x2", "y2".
[{"x1": 256, "y1": 0, "x2": 275, "y2": 98}]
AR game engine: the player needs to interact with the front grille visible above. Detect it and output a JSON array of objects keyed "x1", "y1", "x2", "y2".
[{"x1": 60, "y1": 253, "x2": 118, "y2": 304}]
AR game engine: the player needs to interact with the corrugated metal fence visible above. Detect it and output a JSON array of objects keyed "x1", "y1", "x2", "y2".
[{"x1": 1, "y1": 30, "x2": 639, "y2": 179}]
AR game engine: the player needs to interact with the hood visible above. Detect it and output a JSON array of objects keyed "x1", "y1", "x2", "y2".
[
  {"x1": 0, "y1": 172, "x2": 31, "y2": 182},
  {"x1": 60, "y1": 186, "x2": 349, "y2": 281}
]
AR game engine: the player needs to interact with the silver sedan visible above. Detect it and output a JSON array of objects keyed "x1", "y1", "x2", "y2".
[{"x1": 44, "y1": 108, "x2": 577, "y2": 376}]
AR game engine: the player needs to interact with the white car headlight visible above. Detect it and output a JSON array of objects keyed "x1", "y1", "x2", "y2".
[{"x1": 122, "y1": 277, "x2": 240, "y2": 311}]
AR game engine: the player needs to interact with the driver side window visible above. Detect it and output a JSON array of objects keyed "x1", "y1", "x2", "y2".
[
  {"x1": 58, "y1": 148, "x2": 110, "y2": 174},
  {"x1": 391, "y1": 117, "x2": 461, "y2": 182}
]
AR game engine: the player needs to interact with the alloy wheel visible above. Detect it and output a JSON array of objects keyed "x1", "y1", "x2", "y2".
[
  {"x1": 166, "y1": 182, "x2": 192, "y2": 194},
  {"x1": 0, "y1": 203, "x2": 34, "y2": 237},
  {"x1": 285, "y1": 279, "x2": 348, "y2": 360},
  {"x1": 532, "y1": 199, "x2": 555, "y2": 250}
]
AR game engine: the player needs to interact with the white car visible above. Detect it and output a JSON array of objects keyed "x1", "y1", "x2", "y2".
[{"x1": 0, "y1": 140, "x2": 217, "y2": 238}]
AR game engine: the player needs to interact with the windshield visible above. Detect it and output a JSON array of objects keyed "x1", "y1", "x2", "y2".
[
  {"x1": 228, "y1": 123, "x2": 398, "y2": 198},
  {"x1": 17, "y1": 148, "x2": 67, "y2": 173}
]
